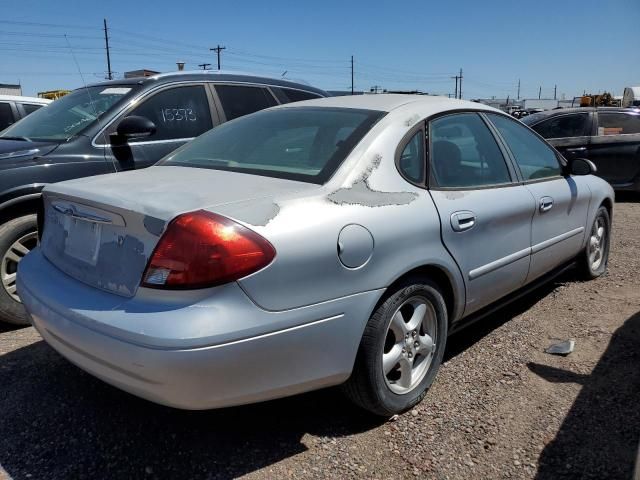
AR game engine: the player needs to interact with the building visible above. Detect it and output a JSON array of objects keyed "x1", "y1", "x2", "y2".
[
  {"x1": 124, "y1": 69, "x2": 160, "y2": 79},
  {"x1": 0, "y1": 83, "x2": 22, "y2": 96},
  {"x1": 38, "y1": 90, "x2": 71, "y2": 100}
]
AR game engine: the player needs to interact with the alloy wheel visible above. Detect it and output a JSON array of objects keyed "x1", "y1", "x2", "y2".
[
  {"x1": 382, "y1": 296, "x2": 437, "y2": 394},
  {"x1": 1, "y1": 231, "x2": 37, "y2": 302}
]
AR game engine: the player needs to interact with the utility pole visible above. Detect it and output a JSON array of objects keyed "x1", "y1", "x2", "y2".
[
  {"x1": 103, "y1": 18, "x2": 112, "y2": 80},
  {"x1": 210, "y1": 45, "x2": 226, "y2": 70},
  {"x1": 350, "y1": 55, "x2": 354, "y2": 95},
  {"x1": 198, "y1": 63, "x2": 211, "y2": 71},
  {"x1": 452, "y1": 74, "x2": 459, "y2": 99},
  {"x1": 554, "y1": 84, "x2": 557, "y2": 100},
  {"x1": 538, "y1": 86, "x2": 542, "y2": 99},
  {"x1": 458, "y1": 68, "x2": 463, "y2": 99},
  {"x1": 517, "y1": 79, "x2": 520, "y2": 100}
]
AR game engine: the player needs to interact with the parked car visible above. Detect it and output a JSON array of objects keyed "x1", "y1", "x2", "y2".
[
  {"x1": 0, "y1": 72, "x2": 327, "y2": 325},
  {"x1": 18, "y1": 94, "x2": 613, "y2": 415},
  {"x1": 522, "y1": 107, "x2": 640, "y2": 192},
  {"x1": 0, "y1": 95, "x2": 51, "y2": 131}
]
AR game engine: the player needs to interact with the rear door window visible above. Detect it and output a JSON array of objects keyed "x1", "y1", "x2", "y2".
[
  {"x1": 429, "y1": 113, "x2": 512, "y2": 188},
  {"x1": 271, "y1": 87, "x2": 322, "y2": 104},
  {"x1": 487, "y1": 113, "x2": 562, "y2": 181},
  {"x1": 215, "y1": 85, "x2": 277, "y2": 120},
  {"x1": 126, "y1": 85, "x2": 213, "y2": 142},
  {"x1": 597, "y1": 112, "x2": 640, "y2": 135},
  {"x1": 531, "y1": 113, "x2": 589, "y2": 139},
  {"x1": 398, "y1": 130, "x2": 425, "y2": 184},
  {"x1": 0, "y1": 102, "x2": 15, "y2": 131}
]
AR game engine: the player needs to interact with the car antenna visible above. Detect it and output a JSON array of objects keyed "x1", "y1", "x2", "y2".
[{"x1": 64, "y1": 34, "x2": 117, "y2": 173}]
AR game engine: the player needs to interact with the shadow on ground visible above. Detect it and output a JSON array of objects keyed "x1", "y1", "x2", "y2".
[
  {"x1": 529, "y1": 311, "x2": 640, "y2": 479},
  {"x1": 0, "y1": 268, "x2": 582, "y2": 480}
]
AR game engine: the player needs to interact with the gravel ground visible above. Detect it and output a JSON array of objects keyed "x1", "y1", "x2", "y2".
[{"x1": 1, "y1": 199, "x2": 639, "y2": 480}]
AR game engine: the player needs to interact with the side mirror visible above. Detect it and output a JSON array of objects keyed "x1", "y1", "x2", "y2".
[
  {"x1": 570, "y1": 157, "x2": 597, "y2": 176},
  {"x1": 114, "y1": 116, "x2": 156, "y2": 140}
]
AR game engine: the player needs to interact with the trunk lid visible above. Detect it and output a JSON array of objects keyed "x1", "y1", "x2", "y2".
[{"x1": 40, "y1": 166, "x2": 315, "y2": 297}]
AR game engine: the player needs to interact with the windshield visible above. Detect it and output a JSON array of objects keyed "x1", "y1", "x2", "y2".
[
  {"x1": 0, "y1": 85, "x2": 137, "y2": 142},
  {"x1": 160, "y1": 107, "x2": 386, "y2": 184}
]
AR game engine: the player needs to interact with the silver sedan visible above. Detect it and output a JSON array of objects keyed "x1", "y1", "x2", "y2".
[{"x1": 18, "y1": 95, "x2": 613, "y2": 415}]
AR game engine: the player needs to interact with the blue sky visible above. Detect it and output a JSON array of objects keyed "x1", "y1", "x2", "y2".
[{"x1": 2, "y1": 0, "x2": 639, "y2": 99}]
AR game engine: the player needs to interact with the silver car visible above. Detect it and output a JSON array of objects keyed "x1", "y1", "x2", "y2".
[{"x1": 17, "y1": 95, "x2": 613, "y2": 415}]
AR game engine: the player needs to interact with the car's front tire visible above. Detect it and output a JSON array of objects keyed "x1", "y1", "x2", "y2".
[
  {"x1": 343, "y1": 277, "x2": 448, "y2": 416},
  {"x1": 0, "y1": 215, "x2": 37, "y2": 325},
  {"x1": 580, "y1": 206, "x2": 611, "y2": 280}
]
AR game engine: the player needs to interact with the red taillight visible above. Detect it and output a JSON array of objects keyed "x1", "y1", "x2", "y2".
[{"x1": 142, "y1": 210, "x2": 275, "y2": 289}]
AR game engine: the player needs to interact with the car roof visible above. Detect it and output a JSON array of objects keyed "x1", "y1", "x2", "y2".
[
  {"x1": 0, "y1": 94, "x2": 51, "y2": 104},
  {"x1": 86, "y1": 70, "x2": 328, "y2": 97},
  {"x1": 275, "y1": 93, "x2": 503, "y2": 115}
]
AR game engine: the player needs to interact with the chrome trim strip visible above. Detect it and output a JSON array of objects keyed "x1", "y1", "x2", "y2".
[
  {"x1": 52, "y1": 202, "x2": 113, "y2": 224},
  {"x1": 531, "y1": 227, "x2": 584, "y2": 254},
  {"x1": 99, "y1": 137, "x2": 194, "y2": 148},
  {"x1": 469, "y1": 246, "x2": 531, "y2": 280}
]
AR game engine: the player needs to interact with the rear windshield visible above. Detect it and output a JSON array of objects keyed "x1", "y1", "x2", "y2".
[{"x1": 159, "y1": 107, "x2": 385, "y2": 184}]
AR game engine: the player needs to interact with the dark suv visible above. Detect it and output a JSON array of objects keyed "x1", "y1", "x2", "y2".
[
  {"x1": 522, "y1": 107, "x2": 640, "y2": 192},
  {"x1": 0, "y1": 72, "x2": 327, "y2": 325}
]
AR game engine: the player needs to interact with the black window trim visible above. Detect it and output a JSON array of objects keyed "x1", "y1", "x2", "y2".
[
  {"x1": 424, "y1": 110, "x2": 520, "y2": 192},
  {"x1": 482, "y1": 111, "x2": 567, "y2": 186},
  {"x1": 92, "y1": 81, "x2": 220, "y2": 147}
]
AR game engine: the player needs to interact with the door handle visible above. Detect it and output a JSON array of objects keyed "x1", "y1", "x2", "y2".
[
  {"x1": 451, "y1": 211, "x2": 476, "y2": 232},
  {"x1": 564, "y1": 147, "x2": 587, "y2": 155},
  {"x1": 539, "y1": 197, "x2": 554, "y2": 213}
]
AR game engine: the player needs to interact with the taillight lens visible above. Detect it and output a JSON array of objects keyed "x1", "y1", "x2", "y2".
[{"x1": 142, "y1": 210, "x2": 275, "y2": 289}]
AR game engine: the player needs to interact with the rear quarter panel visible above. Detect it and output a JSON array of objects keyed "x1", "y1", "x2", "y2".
[{"x1": 233, "y1": 119, "x2": 466, "y2": 320}]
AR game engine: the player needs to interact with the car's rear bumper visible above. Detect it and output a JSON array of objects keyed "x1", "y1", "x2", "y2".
[{"x1": 18, "y1": 249, "x2": 382, "y2": 409}]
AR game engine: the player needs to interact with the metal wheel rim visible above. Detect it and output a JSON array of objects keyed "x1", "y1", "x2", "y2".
[
  {"x1": 382, "y1": 295, "x2": 437, "y2": 395},
  {"x1": 1, "y1": 231, "x2": 37, "y2": 302},
  {"x1": 588, "y1": 216, "x2": 606, "y2": 271}
]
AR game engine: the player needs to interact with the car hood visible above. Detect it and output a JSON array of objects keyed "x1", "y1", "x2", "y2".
[{"x1": 44, "y1": 165, "x2": 318, "y2": 222}]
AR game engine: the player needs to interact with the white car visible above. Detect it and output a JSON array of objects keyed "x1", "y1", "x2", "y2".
[{"x1": 0, "y1": 95, "x2": 51, "y2": 131}]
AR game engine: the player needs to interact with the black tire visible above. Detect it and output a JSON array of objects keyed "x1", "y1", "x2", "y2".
[
  {"x1": 579, "y1": 206, "x2": 611, "y2": 280},
  {"x1": 0, "y1": 215, "x2": 37, "y2": 326},
  {"x1": 343, "y1": 277, "x2": 448, "y2": 416}
]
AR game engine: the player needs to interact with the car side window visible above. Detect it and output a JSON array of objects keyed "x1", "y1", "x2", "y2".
[
  {"x1": 597, "y1": 112, "x2": 640, "y2": 135},
  {"x1": 532, "y1": 113, "x2": 589, "y2": 139},
  {"x1": 429, "y1": 113, "x2": 511, "y2": 188},
  {"x1": 215, "y1": 85, "x2": 277, "y2": 120},
  {"x1": 271, "y1": 87, "x2": 322, "y2": 104},
  {"x1": 0, "y1": 102, "x2": 15, "y2": 131},
  {"x1": 487, "y1": 113, "x2": 562, "y2": 181},
  {"x1": 21, "y1": 103, "x2": 43, "y2": 115},
  {"x1": 398, "y1": 130, "x2": 425, "y2": 184},
  {"x1": 127, "y1": 85, "x2": 213, "y2": 142}
]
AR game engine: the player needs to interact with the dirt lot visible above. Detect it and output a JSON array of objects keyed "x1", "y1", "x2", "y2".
[{"x1": 1, "y1": 199, "x2": 638, "y2": 480}]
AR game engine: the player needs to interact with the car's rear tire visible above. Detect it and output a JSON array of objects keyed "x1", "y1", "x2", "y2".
[
  {"x1": 579, "y1": 206, "x2": 611, "y2": 280},
  {"x1": 0, "y1": 215, "x2": 37, "y2": 326},
  {"x1": 343, "y1": 277, "x2": 448, "y2": 416}
]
